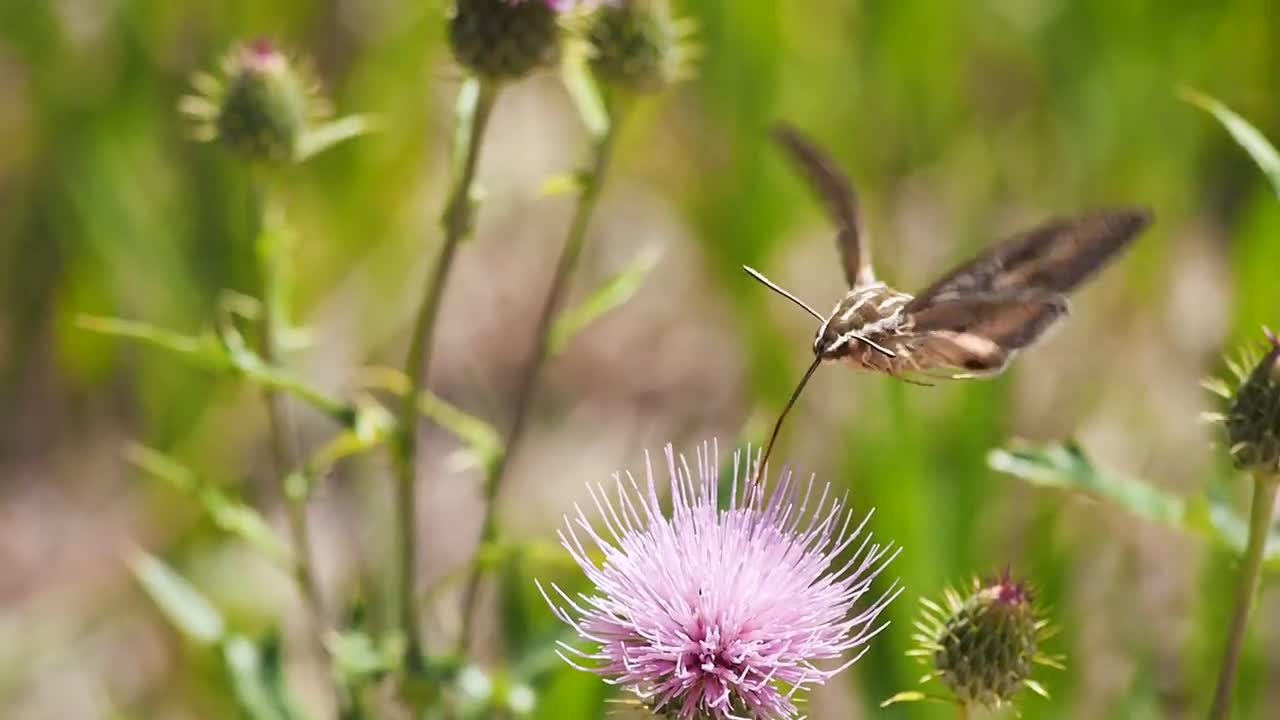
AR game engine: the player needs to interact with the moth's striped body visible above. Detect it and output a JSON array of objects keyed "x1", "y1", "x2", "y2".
[{"x1": 816, "y1": 282, "x2": 914, "y2": 372}]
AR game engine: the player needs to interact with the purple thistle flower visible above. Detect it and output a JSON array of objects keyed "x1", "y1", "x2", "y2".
[{"x1": 539, "y1": 442, "x2": 901, "y2": 719}]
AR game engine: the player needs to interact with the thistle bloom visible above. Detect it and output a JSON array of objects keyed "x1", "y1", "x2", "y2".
[
  {"x1": 448, "y1": 0, "x2": 599, "y2": 81},
  {"x1": 539, "y1": 443, "x2": 900, "y2": 719}
]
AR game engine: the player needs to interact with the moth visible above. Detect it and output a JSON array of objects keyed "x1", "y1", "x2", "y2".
[{"x1": 748, "y1": 124, "x2": 1152, "y2": 470}]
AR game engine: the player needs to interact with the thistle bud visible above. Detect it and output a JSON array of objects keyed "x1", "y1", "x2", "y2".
[
  {"x1": 180, "y1": 39, "x2": 328, "y2": 165},
  {"x1": 904, "y1": 570, "x2": 1060, "y2": 710},
  {"x1": 583, "y1": 0, "x2": 696, "y2": 92},
  {"x1": 448, "y1": 0, "x2": 564, "y2": 82},
  {"x1": 1220, "y1": 329, "x2": 1280, "y2": 474}
]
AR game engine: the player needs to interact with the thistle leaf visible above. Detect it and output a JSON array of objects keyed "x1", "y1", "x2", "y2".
[
  {"x1": 539, "y1": 171, "x2": 585, "y2": 196},
  {"x1": 130, "y1": 551, "x2": 225, "y2": 646},
  {"x1": 549, "y1": 246, "x2": 662, "y2": 356},
  {"x1": 77, "y1": 315, "x2": 229, "y2": 371},
  {"x1": 224, "y1": 634, "x2": 304, "y2": 720},
  {"x1": 78, "y1": 314, "x2": 357, "y2": 426},
  {"x1": 126, "y1": 445, "x2": 292, "y2": 566},
  {"x1": 1181, "y1": 87, "x2": 1280, "y2": 200},
  {"x1": 360, "y1": 366, "x2": 502, "y2": 471},
  {"x1": 295, "y1": 113, "x2": 377, "y2": 161},
  {"x1": 990, "y1": 440, "x2": 1280, "y2": 570},
  {"x1": 562, "y1": 51, "x2": 610, "y2": 139}
]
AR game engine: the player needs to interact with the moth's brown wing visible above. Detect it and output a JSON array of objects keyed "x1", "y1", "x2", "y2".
[
  {"x1": 903, "y1": 291, "x2": 1069, "y2": 374},
  {"x1": 771, "y1": 124, "x2": 872, "y2": 286},
  {"x1": 906, "y1": 208, "x2": 1151, "y2": 312}
]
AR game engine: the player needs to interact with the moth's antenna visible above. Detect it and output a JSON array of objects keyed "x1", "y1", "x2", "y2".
[
  {"x1": 757, "y1": 355, "x2": 823, "y2": 481},
  {"x1": 852, "y1": 334, "x2": 896, "y2": 358},
  {"x1": 743, "y1": 266, "x2": 825, "y2": 323}
]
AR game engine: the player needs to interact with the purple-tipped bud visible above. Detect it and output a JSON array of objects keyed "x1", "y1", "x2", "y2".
[
  {"x1": 179, "y1": 39, "x2": 328, "y2": 165},
  {"x1": 539, "y1": 442, "x2": 900, "y2": 720},
  {"x1": 901, "y1": 569, "x2": 1061, "y2": 711}
]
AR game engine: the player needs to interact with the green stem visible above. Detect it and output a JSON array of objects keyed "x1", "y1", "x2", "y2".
[
  {"x1": 393, "y1": 79, "x2": 499, "y2": 670},
  {"x1": 1208, "y1": 471, "x2": 1278, "y2": 720},
  {"x1": 956, "y1": 704, "x2": 970, "y2": 720},
  {"x1": 251, "y1": 178, "x2": 343, "y2": 713},
  {"x1": 456, "y1": 113, "x2": 621, "y2": 652}
]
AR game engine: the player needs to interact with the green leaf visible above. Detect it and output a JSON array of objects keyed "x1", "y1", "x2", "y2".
[
  {"x1": 78, "y1": 313, "x2": 357, "y2": 427},
  {"x1": 988, "y1": 441, "x2": 1184, "y2": 525},
  {"x1": 326, "y1": 630, "x2": 400, "y2": 685},
  {"x1": 538, "y1": 171, "x2": 584, "y2": 197},
  {"x1": 880, "y1": 690, "x2": 929, "y2": 707},
  {"x1": 129, "y1": 551, "x2": 225, "y2": 646},
  {"x1": 360, "y1": 366, "x2": 502, "y2": 471},
  {"x1": 224, "y1": 634, "x2": 303, "y2": 720},
  {"x1": 77, "y1": 315, "x2": 229, "y2": 372},
  {"x1": 1181, "y1": 87, "x2": 1280, "y2": 200},
  {"x1": 989, "y1": 441, "x2": 1280, "y2": 570},
  {"x1": 126, "y1": 445, "x2": 292, "y2": 566},
  {"x1": 562, "y1": 54, "x2": 610, "y2": 139},
  {"x1": 295, "y1": 114, "x2": 378, "y2": 162},
  {"x1": 549, "y1": 246, "x2": 662, "y2": 356}
]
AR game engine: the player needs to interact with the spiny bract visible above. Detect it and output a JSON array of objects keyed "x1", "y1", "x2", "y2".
[
  {"x1": 179, "y1": 39, "x2": 328, "y2": 165},
  {"x1": 903, "y1": 571, "x2": 1062, "y2": 710},
  {"x1": 1204, "y1": 328, "x2": 1280, "y2": 474},
  {"x1": 582, "y1": 0, "x2": 697, "y2": 92}
]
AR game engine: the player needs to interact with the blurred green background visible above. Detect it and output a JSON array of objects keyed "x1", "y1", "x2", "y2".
[{"x1": 2, "y1": 0, "x2": 1279, "y2": 718}]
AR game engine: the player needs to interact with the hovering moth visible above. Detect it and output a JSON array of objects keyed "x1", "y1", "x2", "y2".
[{"x1": 748, "y1": 124, "x2": 1152, "y2": 470}]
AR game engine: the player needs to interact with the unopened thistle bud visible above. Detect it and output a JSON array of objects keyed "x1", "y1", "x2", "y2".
[
  {"x1": 582, "y1": 0, "x2": 697, "y2": 92},
  {"x1": 180, "y1": 39, "x2": 329, "y2": 165},
  {"x1": 1206, "y1": 329, "x2": 1280, "y2": 474},
  {"x1": 448, "y1": 0, "x2": 570, "y2": 82},
  {"x1": 896, "y1": 570, "x2": 1061, "y2": 711}
]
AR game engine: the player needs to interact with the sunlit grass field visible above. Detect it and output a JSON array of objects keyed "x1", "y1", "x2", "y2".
[{"x1": 2, "y1": 1, "x2": 1279, "y2": 718}]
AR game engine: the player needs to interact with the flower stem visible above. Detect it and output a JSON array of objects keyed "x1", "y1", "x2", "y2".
[
  {"x1": 251, "y1": 178, "x2": 342, "y2": 711},
  {"x1": 1208, "y1": 471, "x2": 1278, "y2": 720},
  {"x1": 456, "y1": 111, "x2": 621, "y2": 652},
  {"x1": 393, "y1": 78, "x2": 499, "y2": 670},
  {"x1": 956, "y1": 705, "x2": 970, "y2": 720}
]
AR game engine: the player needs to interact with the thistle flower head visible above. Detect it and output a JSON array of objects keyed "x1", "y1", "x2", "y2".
[
  {"x1": 1205, "y1": 328, "x2": 1280, "y2": 474},
  {"x1": 448, "y1": 0, "x2": 588, "y2": 81},
  {"x1": 539, "y1": 442, "x2": 901, "y2": 720},
  {"x1": 179, "y1": 39, "x2": 329, "y2": 165},
  {"x1": 899, "y1": 569, "x2": 1061, "y2": 711},
  {"x1": 580, "y1": 0, "x2": 698, "y2": 92}
]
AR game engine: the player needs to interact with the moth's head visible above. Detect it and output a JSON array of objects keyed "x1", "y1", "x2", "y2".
[{"x1": 812, "y1": 319, "x2": 853, "y2": 360}]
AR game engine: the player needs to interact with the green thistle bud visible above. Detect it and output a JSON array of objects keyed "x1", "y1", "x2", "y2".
[
  {"x1": 1206, "y1": 329, "x2": 1280, "y2": 474},
  {"x1": 894, "y1": 570, "x2": 1061, "y2": 711},
  {"x1": 448, "y1": 0, "x2": 562, "y2": 82},
  {"x1": 583, "y1": 0, "x2": 697, "y2": 92},
  {"x1": 180, "y1": 39, "x2": 330, "y2": 165}
]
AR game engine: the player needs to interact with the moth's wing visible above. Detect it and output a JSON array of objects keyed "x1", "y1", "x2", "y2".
[
  {"x1": 904, "y1": 291, "x2": 1069, "y2": 374},
  {"x1": 906, "y1": 208, "x2": 1151, "y2": 312},
  {"x1": 771, "y1": 124, "x2": 873, "y2": 285}
]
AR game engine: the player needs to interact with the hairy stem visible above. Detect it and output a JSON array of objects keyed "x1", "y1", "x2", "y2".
[
  {"x1": 251, "y1": 179, "x2": 342, "y2": 712},
  {"x1": 456, "y1": 114, "x2": 620, "y2": 652},
  {"x1": 1208, "y1": 471, "x2": 1278, "y2": 720},
  {"x1": 393, "y1": 79, "x2": 499, "y2": 669}
]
